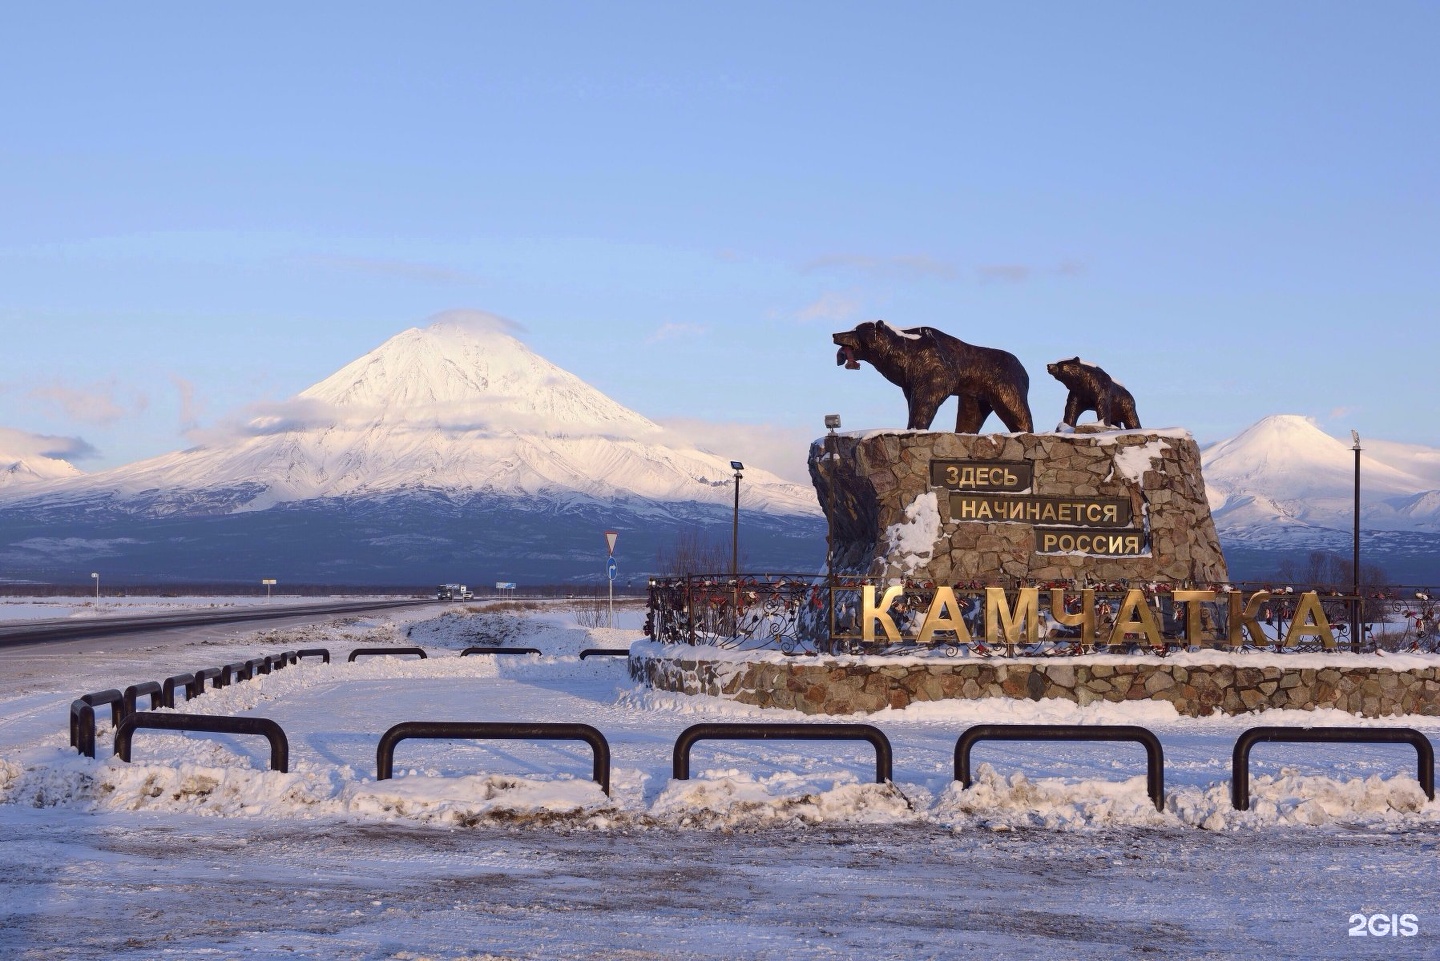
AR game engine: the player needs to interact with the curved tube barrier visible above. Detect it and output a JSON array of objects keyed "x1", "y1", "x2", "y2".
[
  {"x1": 69, "y1": 701, "x2": 97, "y2": 757},
  {"x1": 672, "y1": 722, "x2": 894, "y2": 784},
  {"x1": 348, "y1": 646, "x2": 428, "y2": 662},
  {"x1": 122, "y1": 681, "x2": 164, "y2": 719},
  {"x1": 70, "y1": 690, "x2": 123, "y2": 755},
  {"x1": 1231, "y1": 726, "x2": 1435, "y2": 811},
  {"x1": 246, "y1": 657, "x2": 271, "y2": 676},
  {"x1": 194, "y1": 667, "x2": 223, "y2": 691},
  {"x1": 579, "y1": 648, "x2": 630, "y2": 660},
  {"x1": 375, "y1": 721, "x2": 611, "y2": 795},
  {"x1": 162, "y1": 673, "x2": 199, "y2": 708},
  {"x1": 459, "y1": 646, "x2": 542, "y2": 657},
  {"x1": 114, "y1": 712, "x2": 290, "y2": 773},
  {"x1": 296, "y1": 648, "x2": 330, "y2": 663},
  {"x1": 219, "y1": 662, "x2": 253, "y2": 686},
  {"x1": 954, "y1": 724, "x2": 1166, "y2": 812}
]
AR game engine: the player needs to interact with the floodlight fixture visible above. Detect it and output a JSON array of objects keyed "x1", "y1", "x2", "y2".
[
  {"x1": 730, "y1": 460, "x2": 744, "y2": 471},
  {"x1": 824, "y1": 414, "x2": 841, "y2": 430}
]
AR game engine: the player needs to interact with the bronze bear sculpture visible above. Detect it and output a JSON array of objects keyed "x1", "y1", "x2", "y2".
[
  {"x1": 832, "y1": 320, "x2": 1033, "y2": 433},
  {"x1": 1046, "y1": 357, "x2": 1141, "y2": 430}
]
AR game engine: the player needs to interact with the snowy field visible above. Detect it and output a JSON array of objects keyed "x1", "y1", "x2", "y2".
[{"x1": 1, "y1": 601, "x2": 1437, "y2": 959}]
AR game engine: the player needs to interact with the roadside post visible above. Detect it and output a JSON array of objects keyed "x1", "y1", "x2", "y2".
[{"x1": 604, "y1": 530, "x2": 618, "y2": 628}]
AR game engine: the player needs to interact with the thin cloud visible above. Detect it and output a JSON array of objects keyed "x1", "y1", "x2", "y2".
[
  {"x1": 797, "y1": 292, "x2": 863, "y2": 324},
  {"x1": 976, "y1": 264, "x2": 1032, "y2": 284},
  {"x1": 300, "y1": 254, "x2": 480, "y2": 285},
  {"x1": 0, "y1": 426, "x2": 97, "y2": 462},
  {"x1": 801, "y1": 253, "x2": 959, "y2": 281},
  {"x1": 647, "y1": 322, "x2": 709, "y2": 344},
  {"x1": 170, "y1": 374, "x2": 204, "y2": 435},
  {"x1": 27, "y1": 379, "x2": 146, "y2": 425},
  {"x1": 423, "y1": 308, "x2": 528, "y2": 337},
  {"x1": 656, "y1": 418, "x2": 815, "y2": 485}
]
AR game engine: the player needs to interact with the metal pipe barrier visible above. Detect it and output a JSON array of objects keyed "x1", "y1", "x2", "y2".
[
  {"x1": 246, "y1": 657, "x2": 271, "y2": 675},
  {"x1": 122, "y1": 682, "x2": 164, "y2": 719},
  {"x1": 459, "y1": 646, "x2": 542, "y2": 657},
  {"x1": 194, "y1": 667, "x2": 223, "y2": 690},
  {"x1": 296, "y1": 648, "x2": 330, "y2": 663},
  {"x1": 162, "y1": 673, "x2": 199, "y2": 708},
  {"x1": 219, "y1": 662, "x2": 253, "y2": 685},
  {"x1": 1231, "y1": 725, "x2": 1435, "y2": 811},
  {"x1": 579, "y1": 648, "x2": 630, "y2": 659},
  {"x1": 114, "y1": 712, "x2": 290, "y2": 773},
  {"x1": 348, "y1": 646, "x2": 428, "y2": 662},
  {"x1": 71, "y1": 700, "x2": 96, "y2": 757},
  {"x1": 375, "y1": 721, "x2": 611, "y2": 795},
  {"x1": 70, "y1": 690, "x2": 123, "y2": 755},
  {"x1": 672, "y1": 722, "x2": 894, "y2": 784},
  {"x1": 955, "y1": 724, "x2": 1166, "y2": 812}
]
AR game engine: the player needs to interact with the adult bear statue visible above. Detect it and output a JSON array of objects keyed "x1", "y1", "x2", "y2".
[
  {"x1": 1046, "y1": 357, "x2": 1141, "y2": 430},
  {"x1": 832, "y1": 320, "x2": 1033, "y2": 433}
]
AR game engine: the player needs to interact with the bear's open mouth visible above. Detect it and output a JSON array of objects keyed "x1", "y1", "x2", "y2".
[{"x1": 837, "y1": 346, "x2": 860, "y2": 370}]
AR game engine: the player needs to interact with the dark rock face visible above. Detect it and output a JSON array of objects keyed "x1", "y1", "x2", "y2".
[
  {"x1": 832, "y1": 321, "x2": 1033, "y2": 433},
  {"x1": 1046, "y1": 357, "x2": 1141, "y2": 430},
  {"x1": 808, "y1": 428, "x2": 1228, "y2": 585}
]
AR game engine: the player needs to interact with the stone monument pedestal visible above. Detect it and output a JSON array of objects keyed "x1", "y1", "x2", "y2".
[{"x1": 809, "y1": 426, "x2": 1228, "y2": 586}]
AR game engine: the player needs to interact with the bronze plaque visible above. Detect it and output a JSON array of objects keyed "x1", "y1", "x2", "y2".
[
  {"x1": 949, "y1": 494, "x2": 1132, "y2": 527},
  {"x1": 930, "y1": 460, "x2": 1032, "y2": 492},
  {"x1": 1034, "y1": 528, "x2": 1147, "y2": 555}
]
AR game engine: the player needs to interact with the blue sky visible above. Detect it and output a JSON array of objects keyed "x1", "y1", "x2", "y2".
[{"x1": 1, "y1": 1, "x2": 1436, "y2": 482}]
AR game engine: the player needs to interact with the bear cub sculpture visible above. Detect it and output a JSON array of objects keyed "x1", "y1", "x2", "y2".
[
  {"x1": 833, "y1": 320, "x2": 1033, "y2": 433},
  {"x1": 1046, "y1": 357, "x2": 1141, "y2": 430}
]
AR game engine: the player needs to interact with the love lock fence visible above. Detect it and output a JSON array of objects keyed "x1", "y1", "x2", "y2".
[
  {"x1": 671, "y1": 722, "x2": 894, "y2": 784},
  {"x1": 349, "y1": 646, "x2": 428, "y2": 662},
  {"x1": 579, "y1": 648, "x2": 630, "y2": 659},
  {"x1": 460, "y1": 646, "x2": 542, "y2": 657},
  {"x1": 954, "y1": 724, "x2": 1167, "y2": 811},
  {"x1": 375, "y1": 721, "x2": 611, "y2": 795},
  {"x1": 114, "y1": 712, "x2": 290, "y2": 773},
  {"x1": 1230, "y1": 726, "x2": 1435, "y2": 811}
]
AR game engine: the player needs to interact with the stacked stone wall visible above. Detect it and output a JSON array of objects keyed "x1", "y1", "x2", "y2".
[
  {"x1": 632, "y1": 653, "x2": 1440, "y2": 719},
  {"x1": 809, "y1": 427, "x2": 1228, "y2": 585}
]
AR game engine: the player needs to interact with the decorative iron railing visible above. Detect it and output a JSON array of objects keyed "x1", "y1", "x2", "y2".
[{"x1": 643, "y1": 575, "x2": 1440, "y2": 657}]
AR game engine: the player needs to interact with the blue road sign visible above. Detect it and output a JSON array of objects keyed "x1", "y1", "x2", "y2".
[{"x1": 606, "y1": 557, "x2": 617, "y2": 580}]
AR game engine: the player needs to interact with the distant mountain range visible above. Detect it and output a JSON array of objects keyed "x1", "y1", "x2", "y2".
[
  {"x1": 0, "y1": 319, "x2": 823, "y2": 586},
  {"x1": 2, "y1": 326, "x2": 1436, "y2": 586}
]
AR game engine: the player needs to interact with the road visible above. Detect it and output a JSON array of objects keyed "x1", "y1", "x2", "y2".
[{"x1": 0, "y1": 597, "x2": 432, "y2": 649}]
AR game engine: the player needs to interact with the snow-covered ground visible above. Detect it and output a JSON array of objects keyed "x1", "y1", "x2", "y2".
[{"x1": 1, "y1": 601, "x2": 1436, "y2": 959}]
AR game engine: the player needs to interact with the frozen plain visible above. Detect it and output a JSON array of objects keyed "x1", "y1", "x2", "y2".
[{"x1": 0, "y1": 601, "x2": 1437, "y2": 960}]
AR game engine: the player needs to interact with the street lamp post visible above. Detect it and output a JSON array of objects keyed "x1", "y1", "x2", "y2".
[
  {"x1": 730, "y1": 460, "x2": 743, "y2": 637},
  {"x1": 823, "y1": 415, "x2": 841, "y2": 648},
  {"x1": 90, "y1": 572, "x2": 99, "y2": 609},
  {"x1": 1351, "y1": 430, "x2": 1362, "y2": 654}
]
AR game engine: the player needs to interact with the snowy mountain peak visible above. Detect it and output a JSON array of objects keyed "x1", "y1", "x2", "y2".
[{"x1": 297, "y1": 314, "x2": 661, "y2": 438}]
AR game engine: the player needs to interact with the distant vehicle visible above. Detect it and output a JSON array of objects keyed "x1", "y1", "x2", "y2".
[{"x1": 436, "y1": 583, "x2": 472, "y2": 601}]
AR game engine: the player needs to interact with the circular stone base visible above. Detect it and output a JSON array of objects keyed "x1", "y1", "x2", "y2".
[{"x1": 629, "y1": 644, "x2": 1440, "y2": 718}]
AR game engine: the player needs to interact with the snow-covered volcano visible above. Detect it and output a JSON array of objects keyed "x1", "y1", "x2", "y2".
[
  {"x1": 0, "y1": 318, "x2": 818, "y2": 518},
  {"x1": 0, "y1": 317, "x2": 822, "y2": 584},
  {"x1": 1201, "y1": 415, "x2": 1440, "y2": 581}
]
